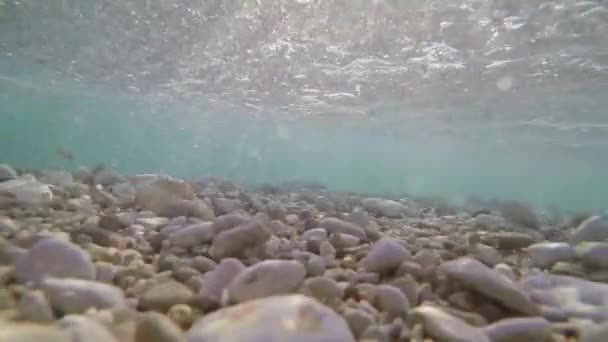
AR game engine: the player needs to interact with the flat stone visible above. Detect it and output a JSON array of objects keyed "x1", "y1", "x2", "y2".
[
  {"x1": 571, "y1": 216, "x2": 608, "y2": 243},
  {"x1": 186, "y1": 294, "x2": 355, "y2": 342},
  {"x1": 577, "y1": 242, "x2": 608, "y2": 268},
  {"x1": 158, "y1": 199, "x2": 215, "y2": 221},
  {"x1": 39, "y1": 278, "x2": 124, "y2": 315},
  {"x1": 319, "y1": 217, "x2": 367, "y2": 240},
  {"x1": 140, "y1": 280, "x2": 194, "y2": 313},
  {"x1": 482, "y1": 317, "x2": 551, "y2": 342},
  {"x1": 528, "y1": 242, "x2": 575, "y2": 269},
  {"x1": 361, "y1": 237, "x2": 412, "y2": 273},
  {"x1": 227, "y1": 260, "x2": 306, "y2": 303},
  {"x1": 471, "y1": 243, "x2": 502, "y2": 267},
  {"x1": 329, "y1": 233, "x2": 361, "y2": 249},
  {"x1": 14, "y1": 237, "x2": 96, "y2": 284},
  {"x1": 407, "y1": 304, "x2": 490, "y2": 342},
  {"x1": 439, "y1": 257, "x2": 539, "y2": 316}
]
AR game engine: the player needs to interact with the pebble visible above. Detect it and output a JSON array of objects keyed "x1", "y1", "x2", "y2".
[
  {"x1": 413, "y1": 249, "x2": 441, "y2": 268},
  {"x1": 301, "y1": 228, "x2": 328, "y2": 241},
  {"x1": 135, "y1": 311, "x2": 184, "y2": 342},
  {"x1": 319, "y1": 217, "x2": 367, "y2": 240},
  {"x1": 571, "y1": 216, "x2": 608, "y2": 243},
  {"x1": 407, "y1": 304, "x2": 490, "y2": 342},
  {"x1": 14, "y1": 237, "x2": 96, "y2": 284},
  {"x1": 186, "y1": 294, "x2": 356, "y2": 342},
  {"x1": 41, "y1": 277, "x2": 126, "y2": 314},
  {"x1": 134, "y1": 177, "x2": 196, "y2": 215},
  {"x1": 440, "y1": 257, "x2": 539, "y2": 316},
  {"x1": 499, "y1": 201, "x2": 540, "y2": 229},
  {"x1": 528, "y1": 242, "x2": 576, "y2": 269},
  {"x1": 168, "y1": 222, "x2": 214, "y2": 248},
  {"x1": 343, "y1": 307, "x2": 376, "y2": 338},
  {"x1": 471, "y1": 243, "x2": 503, "y2": 267},
  {"x1": 213, "y1": 197, "x2": 243, "y2": 215},
  {"x1": 360, "y1": 237, "x2": 412, "y2": 273},
  {"x1": 159, "y1": 199, "x2": 215, "y2": 221},
  {"x1": 577, "y1": 242, "x2": 608, "y2": 268},
  {"x1": 136, "y1": 217, "x2": 169, "y2": 230},
  {"x1": 56, "y1": 314, "x2": 119, "y2": 342},
  {"x1": 329, "y1": 233, "x2": 361, "y2": 249},
  {"x1": 482, "y1": 317, "x2": 551, "y2": 342},
  {"x1": 209, "y1": 221, "x2": 271, "y2": 259},
  {"x1": 375, "y1": 284, "x2": 410, "y2": 317},
  {"x1": 140, "y1": 280, "x2": 195, "y2": 313},
  {"x1": 303, "y1": 276, "x2": 343, "y2": 303},
  {"x1": 197, "y1": 258, "x2": 245, "y2": 308},
  {"x1": 474, "y1": 214, "x2": 506, "y2": 230},
  {"x1": 18, "y1": 290, "x2": 54, "y2": 323},
  {"x1": 227, "y1": 260, "x2": 306, "y2": 303},
  {"x1": 362, "y1": 198, "x2": 407, "y2": 218}
]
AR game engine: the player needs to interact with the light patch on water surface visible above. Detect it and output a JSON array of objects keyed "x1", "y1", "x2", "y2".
[{"x1": 496, "y1": 76, "x2": 514, "y2": 91}]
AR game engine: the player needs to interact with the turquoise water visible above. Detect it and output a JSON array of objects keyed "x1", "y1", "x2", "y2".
[{"x1": 1, "y1": 1, "x2": 608, "y2": 213}]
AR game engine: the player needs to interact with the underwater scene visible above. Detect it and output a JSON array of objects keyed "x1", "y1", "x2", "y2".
[{"x1": 1, "y1": 0, "x2": 608, "y2": 341}]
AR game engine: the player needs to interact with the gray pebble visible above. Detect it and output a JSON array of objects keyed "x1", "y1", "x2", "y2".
[
  {"x1": 407, "y1": 304, "x2": 490, "y2": 342},
  {"x1": 471, "y1": 243, "x2": 502, "y2": 267},
  {"x1": 304, "y1": 276, "x2": 343, "y2": 303},
  {"x1": 319, "y1": 217, "x2": 367, "y2": 240},
  {"x1": 306, "y1": 254, "x2": 327, "y2": 277},
  {"x1": 482, "y1": 317, "x2": 551, "y2": 342},
  {"x1": 197, "y1": 258, "x2": 245, "y2": 307},
  {"x1": 168, "y1": 222, "x2": 214, "y2": 248},
  {"x1": 56, "y1": 315, "x2": 119, "y2": 342},
  {"x1": 343, "y1": 307, "x2": 376, "y2": 338},
  {"x1": 135, "y1": 311, "x2": 184, "y2": 342},
  {"x1": 571, "y1": 216, "x2": 608, "y2": 243},
  {"x1": 578, "y1": 242, "x2": 608, "y2": 268},
  {"x1": 375, "y1": 284, "x2": 410, "y2": 317},
  {"x1": 209, "y1": 221, "x2": 270, "y2": 259}
]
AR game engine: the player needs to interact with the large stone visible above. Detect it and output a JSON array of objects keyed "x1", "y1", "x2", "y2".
[
  {"x1": 135, "y1": 312, "x2": 184, "y2": 342},
  {"x1": 360, "y1": 237, "x2": 412, "y2": 273},
  {"x1": 41, "y1": 277, "x2": 126, "y2": 314},
  {"x1": 135, "y1": 176, "x2": 195, "y2": 215},
  {"x1": 0, "y1": 323, "x2": 70, "y2": 342},
  {"x1": 407, "y1": 304, "x2": 490, "y2": 342},
  {"x1": 197, "y1": 258, "x2": 245, "y2": 308},
  {"x1": 499, "y1": 201, "x2": 540, "y2": 229},
  {"x1": 18, "y1": 290, "x2": 54, "y2": 323},
  {"x1": 0, "y1": 175, "x2": 53, "y2": 206},
  {"x1": 571, "y1": 216, "x2": 608, "y2": 243},
  {"x1": 15, "y1": 237, "x2": 96, "y2": 284},
  {"x1": 439, "y1": 257, "x2": 539, "y2": 316},
  {"x1": 577, "y1": 242, "x2": 608, "y2": 268},
  {"x1": 168, "y1": 222, "x2": 215, "y2": 248},
  {"x1": 528, "y1": 242, "x2": 575, "y2": 269},
  {"x1": 227, "y1": 260, "x2": 306, "y2": 303},
  {"x1": 186, "y1": 294, "x2": 355, "y2": 342}
]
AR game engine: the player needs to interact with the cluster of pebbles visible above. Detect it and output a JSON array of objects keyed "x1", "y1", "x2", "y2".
[{"x1": 1, "y1": 162, "x2": 608, "y2": 342}]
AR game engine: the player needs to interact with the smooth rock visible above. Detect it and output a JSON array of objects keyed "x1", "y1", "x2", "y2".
[
  {"x1": 57, "y1": 315, "x2": 119, "y2": 342},
  {"x1": 42, "y1": 277, "x2": 126, "y2": 314},
  {"x1": 227, "y1": 260, "x2": 306, "y2": 303},
  {"x1": 303, "y1": 276, "x2": 343, "y2": 303},
  {"x1": 483, "y1": 317, "x2": 551, "y2": 342},
  {"x1": 159, "y1": 199, "x2": 215, "y2": 221},
  {"x1": 577, "y1": 242, "x2": 608, "y2": 268},
  {"x1": 571, "y1": 216, "x2": 608, "y2": 243},
  {"x1": 301, "y1": 228, "x2": 328, "y2": 241},
  {"x1": 168, "y1": 222, "x2": 214, "y2": 248},
  {"x1": 528, "y1": 242, "x2": 575, "y2": 269},
  {"x1": 319, "y1": 217, "x2": 367, "y2": 240},
  {"x1": 0, "y1": 175, "x2": 53, "y2": 206},
  {"x1": 135, "y1": 177, "x2": 195, "y2": 215},
  {"x1": 329, "y1": 233, "x2": 361, "y2": 249},
  {"x1": 440, "y1": 257, "x2": 539, "y2": 316},
  {"x1": 186, "y1": 294, "x2": 355, "y2": 342},
  {"x1": 140, "y1": 280, "x2": 194, "y2": 313},
  {"x1": 499, "y1": 201, "x2": 540, "y2": 229},
  {"x1": 407, "y1": 304, "x2": 490, "y2": 342},
  {"x1": 15, "y1": 237, "x2": 96, "y2": 284},
  {"x1": 343, "y1": 307, "x2": 376, "y2": 338},
  {"x1": 209, "y1": 221, "x2": 270, "y2": 259},
  {"x1": 361, "y1": 237, "x2": 412, "y2": 273},
  {"x1": 40, "y1": 170, "x2": 73, "y2": 187},
  {"x1": 413, "y1": 249, "x2": 441, "y2": 269},
  {"x1": 135, "y1": 311, "x2": 184, "y2": 342}
]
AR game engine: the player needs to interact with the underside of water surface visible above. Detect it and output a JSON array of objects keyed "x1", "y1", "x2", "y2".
[{"x1": 1, "y1": 0, "x2": 608, "y2": 212}]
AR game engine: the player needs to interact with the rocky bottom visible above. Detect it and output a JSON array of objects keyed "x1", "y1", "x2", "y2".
[{"x1": 1, "y1": 163, "x2": 608, "y2": 342}]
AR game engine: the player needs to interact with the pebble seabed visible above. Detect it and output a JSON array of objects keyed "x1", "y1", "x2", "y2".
[{"x1": 1, "y1": 163, "x2": 608, "y2": 342}]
